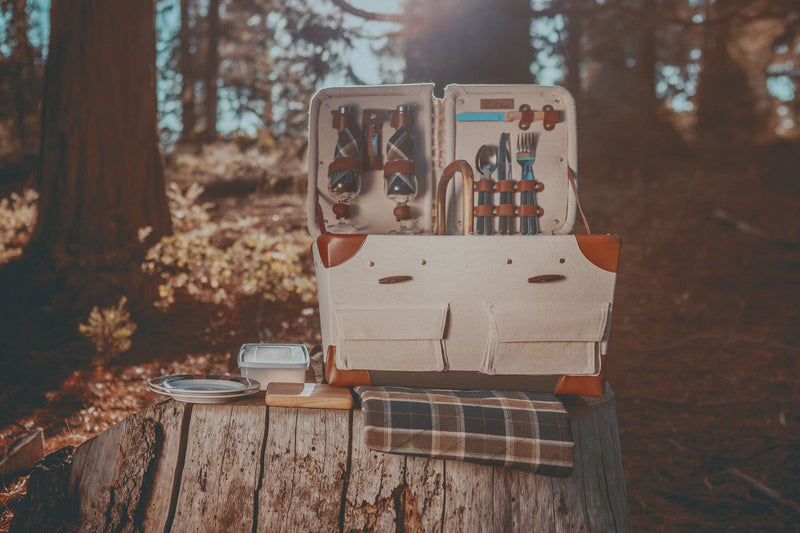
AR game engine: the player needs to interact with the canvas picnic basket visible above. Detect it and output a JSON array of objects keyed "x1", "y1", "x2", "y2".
[{"x1": 306, "y1": 83, "x2": 620, "y2": 396}]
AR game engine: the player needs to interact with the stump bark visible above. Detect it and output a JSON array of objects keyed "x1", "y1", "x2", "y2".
[{"x1": 15, "y1": 387, "x2": 631, "y2": 532}]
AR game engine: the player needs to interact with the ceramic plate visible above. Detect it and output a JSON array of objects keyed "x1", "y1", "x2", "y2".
[
  {"x1": 149, "y1": 375, "x2": 261, "y2": 403},
  {"x1": 149, "y1": 384, "x2": 261, "y2": 404}
]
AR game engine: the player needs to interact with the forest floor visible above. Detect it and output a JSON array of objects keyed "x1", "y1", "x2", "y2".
[{"x1": 1, "y1": 147, "x2": 799, "y2": 532}]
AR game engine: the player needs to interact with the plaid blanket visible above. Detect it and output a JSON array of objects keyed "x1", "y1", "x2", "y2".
[{"x1": 355, "y1": 386, "x2": 573, "y2": 477}]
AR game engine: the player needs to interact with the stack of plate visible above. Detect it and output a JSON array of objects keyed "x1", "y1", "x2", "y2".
[{"x1": 149, "y1": 375, "x2": 262, "y2": 404}]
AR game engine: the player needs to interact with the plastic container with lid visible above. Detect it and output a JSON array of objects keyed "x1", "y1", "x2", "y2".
[{"x1": 237, "y1": 343, "x2": 309, "y2": 390}]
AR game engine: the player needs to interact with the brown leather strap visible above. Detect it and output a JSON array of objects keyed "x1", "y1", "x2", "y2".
[
  {"x1": 495, "y1": 180, "x2": 515, "y2": 192},
  {"x1": 384, "y1": 159, "x2": 416, "y2": 176},
  {"x1": 389, "y1": 108, "x2": 412, "y2": 129},
  {"x1": 365, "y1": 155, "x2": 382, "y2": 171},
  {"x1": 328, "y1": 157, "x2": 361, "y2": 174},
  {"x1": 474, "y1": 179, "x2": 494, "y2": 192},
  {"x1": 517, "y1": 180, "x2": 537, "y2": 192},
  {"x1": 495, "y1": 204, "x2": 516, "y2": 216},
  {"x1": 517, "y1": 205, "x2": 543, "y2": 217},
  {"x1": 518, "y1": 104, "x2": 534, "y2": 130},
  {"x1": 332, "y1": 112, "x2": 349, "y2": 133},
  {"x1": 474, "y1": 205, "x2": 545, "y2": 217},
  {"x1": 543, "y1": 105, "x2": 559, "y2": 131},
  {"x1": 473, "y1": 205, "x2": 494, "y2": 217},
  {"x1": 363, "y1": 110, "x2": 384, "y2": 171}
]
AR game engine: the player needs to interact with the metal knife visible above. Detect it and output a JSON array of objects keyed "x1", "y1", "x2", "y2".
[{"x1": 497, "y1": 133, "x2": 512, "y2": 234}]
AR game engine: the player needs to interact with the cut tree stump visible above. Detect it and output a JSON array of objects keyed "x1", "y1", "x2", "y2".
[{"x1": 13, "y1": 387, "x2": 631, "y2": 532}]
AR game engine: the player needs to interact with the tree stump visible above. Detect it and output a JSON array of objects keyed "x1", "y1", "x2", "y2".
[{"x1": 14, "y1": 387, "x2": 631, "y2": 532}]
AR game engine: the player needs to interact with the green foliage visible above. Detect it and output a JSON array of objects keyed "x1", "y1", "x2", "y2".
[
  {"x1": 142, "y1": 183, "x2": 315, "y2": 309},
  {"x1": 0, "y1": 188, "x2": 37, "y2": 264},
  {"x1": 78, "y1": 296, "x2": 137, "y2": 364}
]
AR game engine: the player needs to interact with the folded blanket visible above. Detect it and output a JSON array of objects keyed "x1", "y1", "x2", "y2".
[{"x1": 355, "y1": 386, "x2": 573, "y2": 477}]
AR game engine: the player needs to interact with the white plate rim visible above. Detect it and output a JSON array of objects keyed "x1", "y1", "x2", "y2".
[
  {"x1": 149, "y1": 386, "x2": 261, "y2": 404},
  {"x1": 149, "y1": 374, "x2": 260, "y2": 395}
]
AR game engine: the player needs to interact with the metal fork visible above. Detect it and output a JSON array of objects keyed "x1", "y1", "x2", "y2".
[{"x1": 516, "y1": 132, "x2": 539, "y2": 235}]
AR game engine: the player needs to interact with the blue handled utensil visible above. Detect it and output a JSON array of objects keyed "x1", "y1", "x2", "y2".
[
  {"x1": 474, "y1": 145, "x2": 497, "y2": 235},
  {"x1": 516, "y1": 132, "x2": 539, "y2": 235},
  {"x1": 497, "y1": 133, "x2": 512, "y2": 234}
]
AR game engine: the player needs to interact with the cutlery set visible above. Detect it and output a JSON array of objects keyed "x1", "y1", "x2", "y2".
[
  {"x1": 470, "y1": 131, "x2": 543, "y2": 236},
  {"x1": 314, "y1": 87, "x2": 571, "y2": 237},
  {"x1": 326, "y1": 108, "x2": 548, "y2": 236}
]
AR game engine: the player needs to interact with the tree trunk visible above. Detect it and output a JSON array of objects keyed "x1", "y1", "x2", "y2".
[
  {"x1": 635, "y1": 0, "x2": 658, "y2": 162},
  {"x1": 564, "y1": 0, "x2": 583, "y2": 99},
  {"x1": 9, "y1": 0, "x2": 30, "y2": 143},
  {"x1": 403, "y1": 0, "x2": 534, "y2": 94},
  {"x1": 694, "y1": 1, "x2": 762, "y2": 157},
  {"x1": 3, "y1": 0, "x2": 40, "y2": 150},
  {"x1": 33, "y1": 0, "x2": 171, "y2": 261},
  {"x1": 18, "y1": 389, "x2": 632, "y2": 531},
  {"x1": 179, "y1": 0, "x2": 197, "y2": 143},
  {"x1": 203, "y1": 0, "x2": 220, "y2": 143}
]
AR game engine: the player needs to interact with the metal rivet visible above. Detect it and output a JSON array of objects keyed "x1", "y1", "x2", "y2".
[
  {"x1": 555, "y1": 99, "x2": 560, "y2": 104},
  {"x1": 559, "y1": 258, "x2": 565, "y2": 264},
  {"x1": 458, "y1": 98, "x2": 465, "y2": 104},
  {"x1": 554, "y1": 219, "x2": 560, "y2": 224},
  {"x1": 369, "y1": 113, "x2": 376, "y2": 119},
  {"x1": 369, "y1": 261, "x2": 374, "y2": 267},
  {"x1": 319, "y1": 161, "x2": 325, "y2": 166},
  {"x1": 420, "y1": 259, "x2": 427, "y2": 265},
  {"x1": 558, "y1": 157, "x2": 564, "y2": 162},
  {"x1": 324, "y1": 219, "x2": 329, "y2": 224},
  {"x1": 507, "y1": 259, "x2": 513, "y2": 265}
]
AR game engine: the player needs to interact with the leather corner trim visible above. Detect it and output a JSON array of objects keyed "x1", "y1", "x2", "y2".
[
  {"x1": 325, "y1": 346, "x2": 371, "y2": 387},
  {"x1": 575, "y1": 234, "x2": 622, "y2": 273},
  {"x1": 317, "y1": 234, "x2": 367, "y2": 268},
  {"x1": 554, "y1": 355, "x2": 606, "y2": 397}
]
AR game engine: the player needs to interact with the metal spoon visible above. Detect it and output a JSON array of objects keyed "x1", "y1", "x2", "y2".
[{"x1": 475, "y1": 145, "x2": 497, "y2": 235}]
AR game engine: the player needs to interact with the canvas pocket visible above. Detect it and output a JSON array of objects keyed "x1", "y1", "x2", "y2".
[
  {"x1": 335, "y1": 305, "x2": 449, "y2": 372},
  {"x1": 481, "y1": 303, "x2": 608, "y2": 376}
]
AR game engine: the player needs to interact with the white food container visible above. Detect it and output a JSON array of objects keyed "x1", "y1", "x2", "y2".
[{"x1": 237, "y1": 343, "x2": 309, "y2": 390}]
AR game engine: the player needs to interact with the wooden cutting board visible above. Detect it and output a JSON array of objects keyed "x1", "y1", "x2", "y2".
[{"x1": 265, "y1": 382, "x2": 354, "y2": 410}]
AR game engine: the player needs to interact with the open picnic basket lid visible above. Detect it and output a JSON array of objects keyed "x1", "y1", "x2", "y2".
[{"x1": 306, "y1": 83, "x2": 579, "y2": 238}]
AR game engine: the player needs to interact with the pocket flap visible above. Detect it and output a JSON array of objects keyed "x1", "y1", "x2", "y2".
[
  {"x1": 337, "y1": 305, "x2": 448, "y2": 341},
  {"x1": 487, "y1": 303, "x2": 608, "y2": 343}
]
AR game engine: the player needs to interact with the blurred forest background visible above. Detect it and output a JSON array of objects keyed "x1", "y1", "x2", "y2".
[{"x1": 1, "y1": 0, "x2": 799, "y2": 531}]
